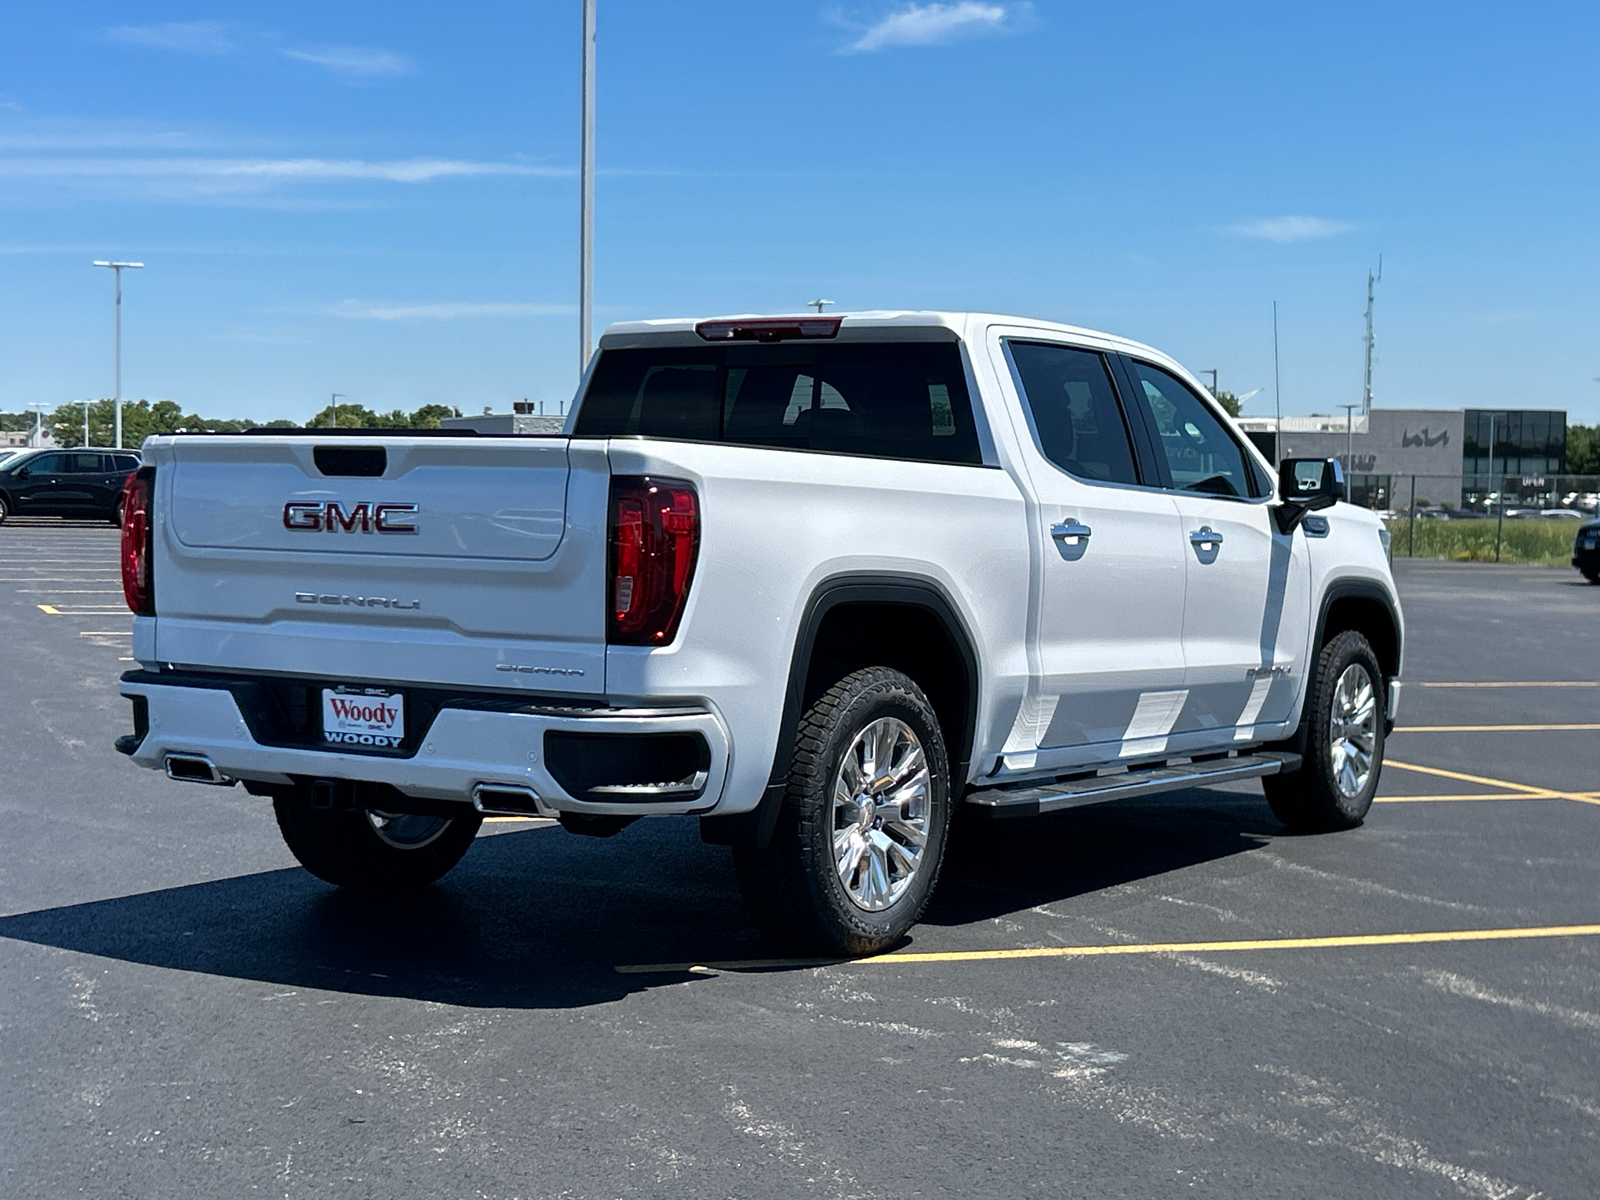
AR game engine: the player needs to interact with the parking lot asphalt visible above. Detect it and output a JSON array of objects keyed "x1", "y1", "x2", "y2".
[{"x1": 1, "y1": 524, "x2": 1597, "y2": 1199}]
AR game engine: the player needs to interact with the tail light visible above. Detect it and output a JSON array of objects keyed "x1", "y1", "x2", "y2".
[
  {"x1": 120, "y1": 468, "x2": 155, "y2": 616},
  {"x1": 608, "y1": 476, "x2": 699, "y2": 645}
]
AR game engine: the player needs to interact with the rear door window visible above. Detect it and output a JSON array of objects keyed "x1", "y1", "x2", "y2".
[
  {"x1": 1005, "y1": 342, "x2": 1141, "y2": 486},
  {"x1": 65, "y1": 453, "x2": 104, "y2": 473},
  {"x1": 1125, "y1": 361, "x2": 1255, "y2": 498},
  {"x1": 575, "y1": 342, "x2": 982, "y2": 465}
]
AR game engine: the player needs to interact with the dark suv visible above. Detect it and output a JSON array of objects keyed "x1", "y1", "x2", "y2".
[
  {"x1": 0, "y1": 449, "x2": 143, "y2": 526},
  {"x1": 1575, "y1": 519, "x2": 1600, "y2": 584}
]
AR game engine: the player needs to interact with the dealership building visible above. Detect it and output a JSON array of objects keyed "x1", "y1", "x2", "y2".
[{"x1": 1235, "y1": 408, "x2": 1569, "y2": 511}]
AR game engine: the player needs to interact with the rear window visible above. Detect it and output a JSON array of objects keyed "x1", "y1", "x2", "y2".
[{"x1": 574, "y1": 342, "x2": 982, "y2": 465}]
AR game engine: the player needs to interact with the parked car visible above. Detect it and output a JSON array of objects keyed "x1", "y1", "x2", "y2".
[
  {"x1": 0, "y1": 448, "x2": 143, "y2": 525},
  {"x1": 115, "y1": 312, "x2": 1403, "y2": 955},
  {"x1": 1574, "y1": 520, "x2": 1600, "y2": 583}
]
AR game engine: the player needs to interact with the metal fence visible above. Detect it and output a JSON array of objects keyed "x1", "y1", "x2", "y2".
[{"x1": 1378, "y1": 474, "x2": 1600, "y2": 564}]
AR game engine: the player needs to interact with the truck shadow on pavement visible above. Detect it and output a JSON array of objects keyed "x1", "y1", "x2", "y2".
[{"x1": 0, "y1": 789, "x2": 1284, "y2": 1009}]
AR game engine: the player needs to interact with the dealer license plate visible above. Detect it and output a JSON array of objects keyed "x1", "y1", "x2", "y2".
[{"x1": 322, "y1": 687, "x2": 405, "y2": 749}]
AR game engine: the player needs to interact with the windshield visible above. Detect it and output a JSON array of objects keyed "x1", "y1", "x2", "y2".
[{"x1": 574, "y1": 341, "x2": 983, "y2": 466}]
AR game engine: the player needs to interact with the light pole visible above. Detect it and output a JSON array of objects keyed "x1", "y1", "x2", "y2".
[
  {"x1": 1339, "y1": 403, "x2": 1362, "y2": 503},
  {"x1": 809, "y1": 299, "x2": 835, "y2": 313},
  {"x1": 330, "y1": 393, "x2": 346, "y2": 429},
  {"x1": 1202, "y1": 368, "x2": 1218, "y2": 398},
  {"x1": 92, "y1": 261, "x2": 143, "y2": 450},
  {"x1": 579, "y1": 0, "x2": 596, "y2": 374},
  {"x1": 25, "y1": 402, "x2": 50, "y2": 448},
  {"x1": 83, "y1": 400, "x2": 91, "y2": 447}
]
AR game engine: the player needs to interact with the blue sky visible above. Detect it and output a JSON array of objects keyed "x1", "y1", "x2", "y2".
[{"x1": 2, "y1": 1, "x2": 1598, "y2": 424}]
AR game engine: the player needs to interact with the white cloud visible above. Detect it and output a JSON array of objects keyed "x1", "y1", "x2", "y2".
[
  {"x1": 283, "y1": 45, "x2": 412, "y2": 81},
  {"x1": 101, "y1": 22, "x2": 234, "y2": 55},
  {"x1": 0, "y1": 100, "x2": 22, "y2": 113},
  {"x1": 1228, "y1": 216, "x2": 1353, "y2": 243},
  {"x1": 332, "y1": 300, "x2": 574, "y2": 321},
  {"x1": 837, "y1": 3, "x2": 1028, "y2": 53}
]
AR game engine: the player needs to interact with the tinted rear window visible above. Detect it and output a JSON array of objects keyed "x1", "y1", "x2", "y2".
[{"x1": 574, "y1": 342, "x2": 982, "y2": 465}]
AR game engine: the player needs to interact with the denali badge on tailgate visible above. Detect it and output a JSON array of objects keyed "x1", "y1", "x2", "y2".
[{"x1": 283, "y1": 501, "x2": 418, "y2": 533}]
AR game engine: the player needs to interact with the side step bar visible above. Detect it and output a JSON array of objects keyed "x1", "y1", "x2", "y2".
[{"x1": 963, "y1": 751, "x2": 1302, "y2": 819}]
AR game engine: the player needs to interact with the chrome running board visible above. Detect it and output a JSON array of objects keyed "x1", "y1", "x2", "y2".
[{"x1": 963, "y1": 751, "x2": 1301, "y2": 819}]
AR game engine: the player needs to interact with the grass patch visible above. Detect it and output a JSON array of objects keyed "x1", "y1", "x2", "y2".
[{"x1": 1386, "y1": 517, "x2": 1580, "y2": 566}]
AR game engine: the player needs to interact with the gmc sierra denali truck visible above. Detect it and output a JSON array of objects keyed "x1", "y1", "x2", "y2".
[{"x1": 115, "y1": 311, "x2": 1403, "y2": 955}]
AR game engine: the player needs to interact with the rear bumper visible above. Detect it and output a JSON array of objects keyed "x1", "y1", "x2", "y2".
[{"x1": 119, "y1": 674, "x2": 732, "y2": 817}]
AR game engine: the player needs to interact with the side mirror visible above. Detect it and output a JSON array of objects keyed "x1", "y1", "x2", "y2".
[
  {"x1": 1274, "y1": 457, "x2": 1342, "y2": 534},
  {"x1": 15, "y1": 467, "x2": 29, "y2": 479}
]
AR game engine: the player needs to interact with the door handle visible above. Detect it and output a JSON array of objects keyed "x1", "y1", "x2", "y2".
[
  {"x1": 1051, "y1": 520, "x2": 1092, "y2": 543},
  {"x1": 1190, "y1": 526, "x2": 1223, "y2": 549}
]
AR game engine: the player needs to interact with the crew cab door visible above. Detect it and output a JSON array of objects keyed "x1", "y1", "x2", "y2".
[
  {"x1": 1117, "y1": 358, "x2": 1310, "y2": 740},
  {"x1": 989, "y1": 336, "x2": 1189, "y2": 772}
]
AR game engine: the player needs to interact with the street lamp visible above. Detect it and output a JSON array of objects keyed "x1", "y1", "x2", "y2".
[
  {"x1": 1202, "y1": 369, "x2": 1218, "y2": 398},
  {"x1": 92, "y1": 261, "x2": 143, "y2": 450},
  {"x1": 25, "y1": 402, "x2": 51, "y2": 448},
  {"x1": 579, "y1": 0, "x2": 596, "y2": 373},
  {"x1": 1339, "y1": 403, "x2": 1362, "y2": 503}
]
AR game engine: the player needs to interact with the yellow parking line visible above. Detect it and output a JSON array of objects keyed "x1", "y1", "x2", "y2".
[
  {"x1": 1395, "y1": 724, "x2": 1600, "y2": 733},
  {"x1": 1418, "y1": 681, "x2": 1597, "y2": 688},
  {"x1": 1374, "y1": 793, "x2": 1547, "y2": 803},
  {"x1": 1385, "y1": 760, "x2": 1599, "y2": 807},
  {"x1": 34, "y1": 604, "x2": 60, "y2": 615},
  {"x1": 615, "y1": 922, "x2": 1600, "y2": 974},
  {"x1": 1385, "y1": 759, "x2": 1561, "y2": 797}
]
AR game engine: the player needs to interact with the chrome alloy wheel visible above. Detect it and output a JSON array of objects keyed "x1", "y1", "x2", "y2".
[
  {"x1": 367, "y1": 811, "x2": 452, "y2": 850},
  {"x1": 1328, "y1": 663, "x2": 1378, "y2": 798},
  {"x1": 831, "y1": 716, "x2": 932, "y2": 912}
]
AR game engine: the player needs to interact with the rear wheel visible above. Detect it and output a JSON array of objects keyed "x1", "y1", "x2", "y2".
[
  {"x1": 733, "y1": 667, "x2": 952, "y2": 956},
  {"x1": 109, "y1": 496, "x2": 123, "y2": 528},
  {"x1": 1582, "y1": 566, "x2": 1599, "y2": 585},
  {"x1": 1263, "y1": 631, "x2": 1385, "y2": 832},
  {"x1": 272, "y1": 786, "x2": 481, "y2": 891}
]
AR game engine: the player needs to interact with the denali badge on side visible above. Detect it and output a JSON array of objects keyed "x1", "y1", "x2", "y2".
[{"x1": 283, "y1": 501, "x2": 418, "y2": 533}]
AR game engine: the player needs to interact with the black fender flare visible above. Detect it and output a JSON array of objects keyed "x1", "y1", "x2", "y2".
[{"x1": 699, "y1": 573, "x2": 981, "y2": 849}]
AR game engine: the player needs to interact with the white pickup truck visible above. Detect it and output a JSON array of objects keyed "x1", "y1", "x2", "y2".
[{"x1": 116, "y1": 312, "x2": 1403, "y2": 955}]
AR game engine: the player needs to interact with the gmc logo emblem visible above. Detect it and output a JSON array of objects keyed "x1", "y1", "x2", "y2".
[{"x1": 283, "y1": 502, "x2": 419, "y2": 534}]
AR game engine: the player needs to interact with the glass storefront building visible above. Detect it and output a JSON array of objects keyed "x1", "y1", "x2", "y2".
[{"x1": 1462, "y1": 409, "x2": 1566, "y2": 477}]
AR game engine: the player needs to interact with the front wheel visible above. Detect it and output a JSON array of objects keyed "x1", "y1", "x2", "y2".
[
  {"x1": 1582, "y1": 567, "x2": 1600, "y2": 585},
  {"x1": 109, "y1": 497, "x2": 123, "y2": 528},
  {"x1": 1263, "y1": 631, "x2": 1385, "y2": 832},
  {"x1": 0, "y1": 494, "x2": 8, "y2": 524},
  {"x1": 273, "y1": 787, "x2": 481, "y2": 892},
  {"x1": 733, "y1": 667, "x2": 952, "y2": 956}
]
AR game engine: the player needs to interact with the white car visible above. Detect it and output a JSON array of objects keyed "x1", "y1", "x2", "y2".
[{"x1": 115, "y1": 312, "x2": 1403, "y2": 954}]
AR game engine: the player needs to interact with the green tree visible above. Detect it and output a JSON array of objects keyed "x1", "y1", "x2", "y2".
[
  {"x1": 1567, "y1": 424, "x2": 1600, "y2": 475},
  {"x1": 1215, "y1": 390, "x2": 1244, "y2": 418},
  {"x1": 408, "y1": 403, "x2": 461, "y2": 429}
]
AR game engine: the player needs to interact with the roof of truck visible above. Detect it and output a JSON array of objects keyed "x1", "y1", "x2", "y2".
[{"x1": 598, "y1": 311, "x2": 1176, "y2": 367}]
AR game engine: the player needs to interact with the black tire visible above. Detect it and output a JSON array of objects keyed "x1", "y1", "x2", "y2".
[
  {"x1": 1582, "y1": 567, "x2": 1600, "y2": 585},
  {"x1": 272, "y1": 786, "x2": 481, "y2": 892},
  {"x1": 109, "y1": 497, "x2": 123, "y2": 528},
  {"x1": 1263, "y1": 630, "x2": 1386, "y2": 832},
  {"x1": 0, "y1": 494, "x2": 8, "y2": 524},
  {"x1": 733, "y1": 667, "x2": 953, "y2": 956}
]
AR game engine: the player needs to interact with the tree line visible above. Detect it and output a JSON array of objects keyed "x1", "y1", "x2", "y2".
[{"x1": 0, "y1": 400, "x2": 463, "y2": 448}]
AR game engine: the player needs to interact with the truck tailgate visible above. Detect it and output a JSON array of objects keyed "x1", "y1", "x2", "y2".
[{"x1": 149, "y1": 435, "x2": 609, "y2": 694}]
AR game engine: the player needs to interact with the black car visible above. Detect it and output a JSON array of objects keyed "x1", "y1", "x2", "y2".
[
  {"x1": 1575, "y1": 519, "x2": 1600, "y2": 584},
  {"x1": 0, "y1": 448, "x2": 143, "y2": 526}
]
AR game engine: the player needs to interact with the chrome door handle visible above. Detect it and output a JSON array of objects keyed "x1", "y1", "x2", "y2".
[
  {"x1": 1190, "y1": 526, "x2": 1223, "y2": 548},
  {"x1": 1051, "y1": 520, "x2": 1092, "y2": 542}
]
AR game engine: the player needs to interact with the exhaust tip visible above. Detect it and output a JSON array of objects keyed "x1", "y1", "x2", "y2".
[
  {"x1": 164, "y1": 754, "x2": 233, "y2": 786},
  {"x1": 472, "y1": 784, "x2": 550, "y2": 817}
]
